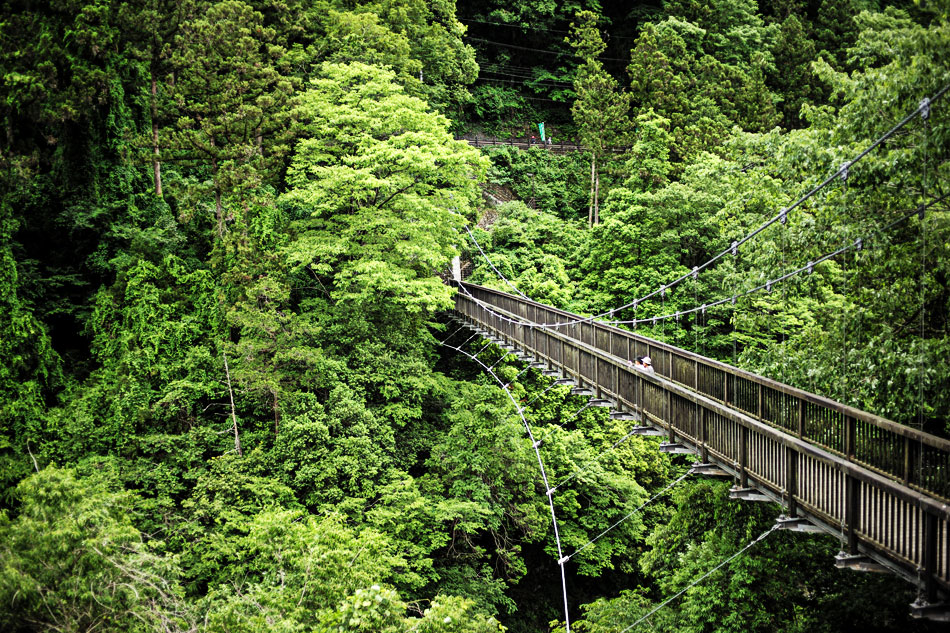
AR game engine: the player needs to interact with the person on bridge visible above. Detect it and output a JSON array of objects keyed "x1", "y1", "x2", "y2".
[{"x1": 641, "y1": 356, "x2": 655, "y2": 374}]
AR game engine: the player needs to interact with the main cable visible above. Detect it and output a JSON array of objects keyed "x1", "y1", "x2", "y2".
[
  {"x1": 465, "y1": 225, "x2": 532, "y2": 300},
  {"x1": 440, "y1": 335, "x2": 572, "y2": 632},
  {"x1": 459, "y1": 191, "x2": 950, "y2": 332},
  {"x1": 465, "y1": 84, "x2": 950, "y2": 330}
]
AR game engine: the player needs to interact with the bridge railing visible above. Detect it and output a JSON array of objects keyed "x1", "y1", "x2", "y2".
[
  {"x1": 456, "y1": 136, "x2": 629, "y2": 154},
  {"x1": 454, "y1": 281, "x2": 950, "y2": 599},
  {"x1": 456, "y1": 282, "x2": 950, "y2": 501}
]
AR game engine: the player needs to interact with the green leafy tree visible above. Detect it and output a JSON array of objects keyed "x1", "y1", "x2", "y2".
[
  {"x1": 163, "y1": 0, "x2": 295, "y2": 239},
  {"x1": 44, "y1": 254, "x2": 222, "y2": 458},
  {"x1": 0, "y1": 466, "x2": 191, "y2": 632},
  {"x1": 767, "y1": 11, "x2": 823, "y2": 129},
  {"x1": 567, "y1": 10, "x2": 630, "y2": 226},
  {"x1": 282, "y1": 61, "x2": 487, "y2": 347},
  {"x1": 0, "y1": 204, "x2": 61, "y2": 501},
  {"x1": 624, "y1": 108, "x2": 673, "y2": 192}
]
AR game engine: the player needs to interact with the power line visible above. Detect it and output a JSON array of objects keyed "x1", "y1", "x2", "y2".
[
  {"x1": 460, "y1": 16, "x2": 575, "y2": 36},
  {"x1": 478, "y1": 75, "x2": 574, "y2": 90},
  {"x1": 479, "y1": 68, "x2": 575, "y2": 87}
]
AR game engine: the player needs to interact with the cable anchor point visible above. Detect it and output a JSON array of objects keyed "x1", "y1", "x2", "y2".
[
  {"x1": 692, "y1": 266, "x2": 699, "y2": 279},
  {"x1": 779, "y1": 207, "x2": 787, "y2": 225},
  {"x1": 807, "y1": 261, "x2": 814, "y2": 274},
  {"x1": 840, "y1": 161, "x2": 851, "y2": 183},
  {"x1": 766, "y1": 280, "x2": 772, "y2": 293},
  {"x1": 918, "y1": 204, "x2": 926, "y2": 220},
  {"x1": 731, "y1": 241, "x2": 738, "y2": 257},
  {"x1": 660, "y1": 285, "x2": 666, "y2": 298},
  {"x1": 920, "y1": 97, "x2": 931, "y2": 120},
  {"x1": 855, "y1": 237, "x2": 863, "y2": 251}
]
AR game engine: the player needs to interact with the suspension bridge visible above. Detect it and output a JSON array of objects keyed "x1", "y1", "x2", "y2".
[
  {"x1": 441, "y1": 85, "x2": 950, "y2": 630},
  {"x1": 457, "y1": 135, "x2": 628, "y2": 153}
]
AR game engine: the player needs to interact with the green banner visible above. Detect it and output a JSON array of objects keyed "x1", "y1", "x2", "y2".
[{"x1": 538, "y1": 122, "x2": 545, "y2": 142}]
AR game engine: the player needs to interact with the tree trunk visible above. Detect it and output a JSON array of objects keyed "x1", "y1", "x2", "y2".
[
  {"x1": 150, "y1": 72, "x2": 163, "y2": 198},
  {"x1": 594, "y1": 162, "x2": 600, "y2": 225},
  {"x1": 222, "y1": 352, "x2": 242, "y2": 456},
  {"x1": 589, "y1": 155, "x2": 596, "y2": 227},
  {"x1": 213, "y1": 178, "x2": 224, "y2": 239},
  {"x1": 210, "y1": 136, "x2": 224, "y2": 239}
]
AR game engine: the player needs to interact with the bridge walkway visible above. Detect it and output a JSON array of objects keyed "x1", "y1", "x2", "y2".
[{"x1": 452, "y1": 281, "x2": 950, "y2": 616}]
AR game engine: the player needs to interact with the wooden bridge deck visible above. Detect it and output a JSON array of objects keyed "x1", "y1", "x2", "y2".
[{"x1": 452, "y1": 281, "x2": 950, "y2": 607}]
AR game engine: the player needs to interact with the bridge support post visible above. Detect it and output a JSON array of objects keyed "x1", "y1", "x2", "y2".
[
  {"x1": 739, "y1": 426, "x2": 749, "y2": 488},
  {"x1": 699, "y1": 407, "x2": 708, "y2": 463},
  {"x1": 845, "y1": 474, "x2": 861, "y2": 554},
  {"x1": 923, "y1": 510, "x2": 939, "y2": 604},
  {"x1": 667, "y1": 390, "x2": 674, "y2": 441},
  {"x1": 786, "y1": 447, "x2": 799, "y2": 518},
  {"x1": 452, "y1": 256, "x2": 461, "y2": 281}
]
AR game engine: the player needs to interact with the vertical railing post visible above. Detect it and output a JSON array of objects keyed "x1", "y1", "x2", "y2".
[
  {"x1": 667, "y1": 389, "x2": 674, "y2": 436},
  {"x1": 798, "y1": 399, "x2": 805, "y2": 439},
  {"x1": 594, "y1": 354, "x2": 600, "y2": 399},
  {"x1": 739, "y1": 425, "x2": 748, "y2": 488},
  {"x1": 636, "y1": 374, "x2": 643, "y2": 416},
  {"x1": 846, "y1": 415, "x2": 856, "y2": 459},
  {"x1": 845, "y1": 474, "x2": 861, "y2": 554},
  {"x1": 922, "y1": 510, "x2": 939, "y2": 603},
  {"x1": 786, "y1": 447, "x2": 799, "y2": 518},
  {"x1": 614, "y1": 357, "x2": 620, "y2": 399},
  {"x1": 699, "y1": 407, "x2": 708, "y2": 462},
  {"x1": 903, "y1": 436, "x2": 912, "y2": 484}
]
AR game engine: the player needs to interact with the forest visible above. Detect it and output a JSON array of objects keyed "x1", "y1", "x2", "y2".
[{"x1": 0, "y1": 0, "x2": 948, "y2": 631}]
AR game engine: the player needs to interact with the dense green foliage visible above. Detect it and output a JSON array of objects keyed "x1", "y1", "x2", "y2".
[{"x1": 0, "y1": 0, "x2": 947, "y2": 632}]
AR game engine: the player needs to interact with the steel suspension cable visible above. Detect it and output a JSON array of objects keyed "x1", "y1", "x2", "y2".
[
  {"x1": 458, "y1": 193, "x2": 950, "y2": 334},
  {"x1": 440, "y1": 339, "x2": 572, "y2": 632},
  {"x1": 464, "y1": 84, "x2": 950, "y2": 331},
  {"x1": 618, "y1": 522, "x2": 781, "y2": 632},
  {"x1": 464, "y1": 225, "x2": 532, "y2": 300},
  {"x1": 562, "y1": 472, "x2": 692, "y2": 564}
]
